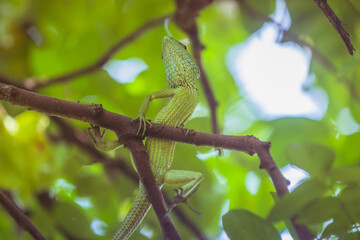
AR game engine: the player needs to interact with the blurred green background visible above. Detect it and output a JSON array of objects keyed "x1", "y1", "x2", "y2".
[{"x1": 1, "y1": 0, "x2": 360, "y2": 239}]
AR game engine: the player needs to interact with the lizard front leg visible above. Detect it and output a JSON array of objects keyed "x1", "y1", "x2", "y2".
[
  {"x1": 88, "y1": 125, "x2": 123, "y2": 152},
  {"x1": 132, "y1": 88, "x2": 177, "y2": 136},
  {"x1": 164, "y1": 170, "x2": 204, "y2": 212}
]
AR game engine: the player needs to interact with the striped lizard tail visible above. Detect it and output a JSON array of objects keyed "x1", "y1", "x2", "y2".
[{"x1": 112, "y1": 184, "x2": 151, "y2": 240}]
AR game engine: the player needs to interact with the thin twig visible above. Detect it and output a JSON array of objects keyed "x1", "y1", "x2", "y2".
[
  {"x1": 50, "y1": 117, "x2": 139, "y2": 181},
  {"x1": 238, "y1": 0, "x2": 360, "y2": 103},
  {"x1": 188, "y1": 25, "x2": 220, "y2": 135},
  {"x1": 173, "y1": 0, "x2": 220, "y2": 135},
  {"x1": 24, "y1": 14, "x2": 171, "y2": 90},
  {"x1": 313, "y1": 0, "x2": 355, "y2": 55},
  {"x1": 0, "y1": 190, "x2": 46, "y2": 240}
]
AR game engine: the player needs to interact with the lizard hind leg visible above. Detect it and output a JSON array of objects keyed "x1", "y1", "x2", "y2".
[{"x1": 164, "y1": 170, "x2": 204, "y2": 213}]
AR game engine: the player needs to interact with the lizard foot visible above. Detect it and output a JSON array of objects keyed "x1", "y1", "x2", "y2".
[
  {"x1": 87, "y1": 125, "x2": 105, "y2": 145},
  {"x1": 175, "y1": 126, "x2": 196, "y2": 137},
  {"x1": 167, "y1": 187, "x2": 201, "y2": 215},
  {"x1": 182, "y1": 128, "x2": 195, "y2": 137},
  {"x1": 131, "y1": 116, "x2": 152, "y2": 136}
]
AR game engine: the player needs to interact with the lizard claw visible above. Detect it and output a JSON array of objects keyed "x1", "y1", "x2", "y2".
[
  {"x1": 182, "y1": 128, "x2": 195, "y2": 137},
  {"x1": 88, "y1": 125, "x2": 102, "y2": 143},
  {"x1": 167, "y1": 188, "x2": 201, "y2": 215},
  {"x1": 176, "y1": 125, "x2": 195, "y2": 137},
  {"x1": 132, "y1": 116, "x2": 152, "y2": 136}
]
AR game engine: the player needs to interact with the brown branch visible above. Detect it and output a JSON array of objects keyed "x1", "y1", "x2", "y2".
[
  {"x1": 165, "y1": 197, "x2": 208, "y2": 240},
  {"x1": 313, "y1": 0, "x2": 355, "y2": 55},
  {"x1": 123, "y1": 137, "x2": 181, "y2": 240},
  {"x1": 173, "y1": 0, "x2": 220, "y2": 135},
  {"x1": 0, "y1": 190, "x2": 46, "y2": 240},
  {"x1": 188, "y1": 25, "x2": 220, "y2": 135},
  {"x1": 22, "y1": 14, "x2": 171, "y2": 90},
  {"x1": 50, "y1": 117, "x2": 139, "y2": 181},
  {"x1": 1, "y1": 70, "x2": 207, "y2": 240},
  {"x1": 0, "y1": 81, "x2": 207, "y2": 239},
  {"x1": 0, "y1": 82, "x2": 290, "y2": 198},
  {"x1": 238, "y1": 0, "x2": 360, "y2": 103},
  {"x1": 0, "y1": 83, "x2": 298, "y2": 238},
  {"x1": 51, "y1": 117, "x2": 208, "y2": 240}
]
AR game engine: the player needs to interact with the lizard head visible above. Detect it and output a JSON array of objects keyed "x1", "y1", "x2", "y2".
[{"x1": 162, "y1": 36, "x2": 200, "y2": 88}]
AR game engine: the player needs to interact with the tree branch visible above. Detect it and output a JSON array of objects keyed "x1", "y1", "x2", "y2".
[
  {"x1": 123, "y1": 137, "x2": 181, "y2": 240},
  {"x1": 0, "y1": 190, "x2": 46, "y2": 240},
  {"x1": 0, "y1": 81, "x2": 290, "y2": 201},
  {"x1": 50, "y1": 117, "x2": 139, "y2": 181},
  {"x1": 0, "y1": 82, "x2": 204, "y2": 239},
  {"x1": 21, "y1": 14, "x2": 171, "y2": 90},
  {"x1": 188, "y1": 25, "x2": 220, "y2": 135},
  {"x1": 238, "y1": 0, "x2": 360, "y2": 104},
  {"x1": 51, "y1": 117, "x2": 208, "y2": 240},
  {"x1": 173, "y1": 0, "x2": 220, "y2": 135},
  {"x1": 313, "y1": 0, "x2": 355, "y2": 55}
]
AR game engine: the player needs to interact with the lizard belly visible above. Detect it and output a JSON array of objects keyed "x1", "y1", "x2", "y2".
[
  {"x1": 145, "y1": 85, "x2": 199, "y2": 185},
  {"x1": 146, "y1": 138, "x2": 176, "y2": 184}
]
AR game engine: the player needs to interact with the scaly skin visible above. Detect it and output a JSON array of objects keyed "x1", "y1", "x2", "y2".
[{"x1": 89, "y1": 36, "x2": 204, "y2": 240}]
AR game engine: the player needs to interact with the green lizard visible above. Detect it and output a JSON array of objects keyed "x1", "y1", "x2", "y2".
[{"x1": 89, "y1": 36, "x2": 204, "y2": 240}]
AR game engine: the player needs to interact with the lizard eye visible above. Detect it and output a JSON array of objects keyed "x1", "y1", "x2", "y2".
[{"x1": 178, "y1": 42, "x2": 187, "y2": 51}]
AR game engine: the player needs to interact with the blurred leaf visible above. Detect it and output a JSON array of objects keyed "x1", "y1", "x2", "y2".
[
  {"x1": 270, "y1": 192, "x2": 299, "y2": 240},
  {"x1": 338, "y1": 184, "x2": 360, "y2": 202},
  {"x1": 286, "y1": 142, "x2": 335, "y2": 178},
  {"x1": 344, "y1": 232, "x2": 360, "y2": 240},
  {"x1": 53, "y1": 202, "x2": 95, "y2": 239},
  {"x1": 240, "y1": 0, "x2": 276, "y2": 33},
  {"x1": 223, "y1": 209, "x2": 281, "y2": 240},
  {"x1": 338, "y1": 184, "x2": 360, "y2": 221},
  {"x1": 296, "y1": 196, "x2": 341, "y2": 224},
  {"x1": 329, "y1": 165, "x2": 360, "y2": 183},
  {"x1": 321, "y1": 214, "x2": 353, "y2": 238},
  {"x1": 1, "y1": 0, "x2": 360, "y2": 239},
  {"x1": 268, "y1": 179, "x2": 326, "y2": 222},
  {"x1": 268, "y1": 118, "x2": 330, "y2": 166}
]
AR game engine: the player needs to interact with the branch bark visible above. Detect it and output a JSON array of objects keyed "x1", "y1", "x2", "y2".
[
  {"x1": 0, "y1": 190, "x2": 46, "y2": 240},
  {"x1": 51, "y1": 117, "x2": 208, "y2": 239},
  {"x1": 173, "y1": 0, "x2": 220, "y2": 135},
  {"x1": 313, "y1": 0, "x2": 355, "y2": 55},
  {"x1": 0, "y1": 80, "x2": 307, "y2": 238},
  {"x1": 0, "y1": 82, "x2": 290, "y2": 202},
  {"x1": 123, "y1": 137, "x2": 181, "y2": 240}
]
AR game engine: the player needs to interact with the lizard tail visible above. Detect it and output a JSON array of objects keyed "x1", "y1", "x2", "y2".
[{"x1": 112, "y1": 183, "x2": 151, "y2": 240}]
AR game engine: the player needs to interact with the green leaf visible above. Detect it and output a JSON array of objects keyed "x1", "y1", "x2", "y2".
[
  {"x1": 329, "y1": 165, "x2": 360, "y2": 183},
  {"x1": 296, "y1": 196, "x2": 341, "y2": 224},
  {"x1": 338, "y1": 184, "x2": 360, "y2": 202},
  {"x1": 270, "y1": 192, "x2": 299, "y2": 240},
  {"x1": 286, "y1": 143, "x2": 335, "y2": 178},
  {"x1": 321, "y1": 214, "x2": 353, "y2": 238},
  {"x1": 223, "y1": 209, "x2": 281, "y2": 240},
  {"x1": 338, "y1": 184, "x2": 360, "y2": 221},
  {"x1": 268, "y1": 179, "x2": 326, "y2": 222},
  {"x1": 268, "y1": 118, "x2": 330, "y2": 166}
]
